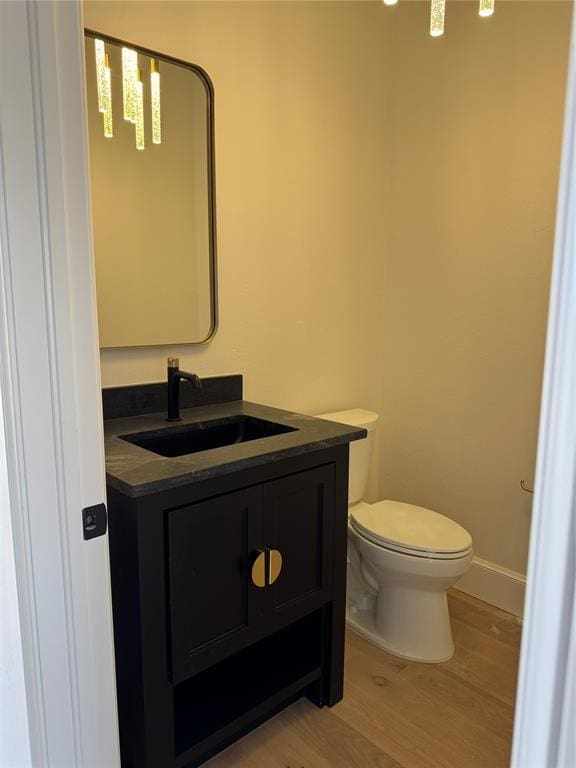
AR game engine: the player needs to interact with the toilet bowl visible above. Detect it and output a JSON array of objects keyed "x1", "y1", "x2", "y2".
[
  {"x1": 318, "y1": 409, "x2": 473, "y2": 663},
  {"x1": 349, "y1": 500, "x2": 472, "y2": 661}
]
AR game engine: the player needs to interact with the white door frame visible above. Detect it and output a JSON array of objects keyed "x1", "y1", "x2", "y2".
[
  {"x1": 0, "y1": 1, "x2": 119, "y2": 765},
  {"x1": 511, "y1": 4, "x2": 576, "y2": 766},
  {"x1": 0, "y1": 0, "x2": 575, "y2": 766}
]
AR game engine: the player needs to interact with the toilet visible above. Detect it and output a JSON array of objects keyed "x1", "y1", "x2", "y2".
[{"x1": 318, "y1": 409, "x2": 473, "y2": 663}]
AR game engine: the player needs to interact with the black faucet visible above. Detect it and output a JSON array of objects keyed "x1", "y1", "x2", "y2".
[{"x1": 166, "y1": 357, "x2": 202, "y2": 422}]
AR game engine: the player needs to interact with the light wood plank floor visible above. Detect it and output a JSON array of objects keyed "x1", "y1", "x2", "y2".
[{"x1": 205, "y1": 590, "x2": 522, "y2": 768}]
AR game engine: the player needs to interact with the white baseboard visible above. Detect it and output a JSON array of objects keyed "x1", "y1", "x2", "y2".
[{"x1": 454, "y1": 556, "x2": 526, "y2": 618}]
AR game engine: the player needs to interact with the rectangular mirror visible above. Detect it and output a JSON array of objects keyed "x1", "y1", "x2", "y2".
[{"x1": 84, "y1": 31, "x2": 217, "y2": 348}]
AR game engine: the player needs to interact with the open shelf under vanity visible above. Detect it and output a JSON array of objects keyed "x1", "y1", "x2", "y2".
[{"x1": 174, "y1": 610, "x2": 323, "y2": 765}]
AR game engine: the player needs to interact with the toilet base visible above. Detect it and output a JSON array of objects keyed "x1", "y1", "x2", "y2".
[{"x1": 345, "y1": 602, "x2": 454, "y2": 664}]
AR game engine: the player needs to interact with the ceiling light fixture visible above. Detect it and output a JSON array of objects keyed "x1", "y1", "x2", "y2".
[
  {"x1": 382, "y1": 0, "x2": 496, "y2": 37},
  {"x1": 430, "y1": 0, "x2": 446, "y2": 36},
  {"x1": 479, "y1": 0, "x2": 495, "y2": 17}
]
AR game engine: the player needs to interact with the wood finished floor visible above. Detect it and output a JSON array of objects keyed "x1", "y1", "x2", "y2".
[{"x1": 205, "y1": 590, "x2": 523, "y2": 768}]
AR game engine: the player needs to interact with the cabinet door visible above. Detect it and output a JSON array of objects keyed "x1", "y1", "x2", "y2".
[
  {"x1": 262, "y1": 465, "x2": 335, "y2": 623},
  {"x1": 167, "y1": 487, "x2": 263, "y2": 683}
]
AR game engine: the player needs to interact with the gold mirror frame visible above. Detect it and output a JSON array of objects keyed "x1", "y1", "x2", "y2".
[{"x1": 85, "y1": 29, "x2": 218, "y2": 348}]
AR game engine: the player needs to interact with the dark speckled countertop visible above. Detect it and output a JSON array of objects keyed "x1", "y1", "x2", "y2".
[{"x1": 104, "y1": 400, "x2": 366, "y2": 498}]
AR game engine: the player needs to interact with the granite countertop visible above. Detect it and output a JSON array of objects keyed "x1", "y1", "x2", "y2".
[{"x1": 104, "y1": 400, "x2": 366, "y2": 497}]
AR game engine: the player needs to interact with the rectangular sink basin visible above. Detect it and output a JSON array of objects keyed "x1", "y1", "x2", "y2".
[{"x1": 120, "y1": 415, "x2": 297, "y2": 458}]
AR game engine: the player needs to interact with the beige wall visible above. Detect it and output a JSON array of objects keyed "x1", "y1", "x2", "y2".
[
  {"x1": 379, "y1": 1, "x2": 571, "y2": 574},
  {"x1": 84, "y1": 1, "x2": 571, "y2": 576},
  {"x1": 85, "y1": 1, "x2": 390, "y2": 465}
]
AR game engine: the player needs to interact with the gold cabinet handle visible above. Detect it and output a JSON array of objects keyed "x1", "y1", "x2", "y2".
[
  {"x1": 251, "y1": 550, "x2": 266, "y2": 588},
  {"x1": 268, "y1": 548, "x2": 283, "y2": 585}
]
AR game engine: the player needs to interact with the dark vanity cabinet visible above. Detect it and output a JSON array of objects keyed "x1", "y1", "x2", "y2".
[
  {"x1": 169, "y1": 465, "x2": 335, "y2": 684},
  {"x1": 107, "y1": 446, "x2": 350, "y2": 768}
]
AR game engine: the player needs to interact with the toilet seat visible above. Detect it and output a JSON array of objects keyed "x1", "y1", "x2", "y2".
[{"x1": 350, "y1": 500, "x2": 473, "y2": 560}]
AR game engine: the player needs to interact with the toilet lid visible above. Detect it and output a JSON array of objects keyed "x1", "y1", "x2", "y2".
[{"x1": 350, "y1": 500, "x2": 472, "y2": 557}]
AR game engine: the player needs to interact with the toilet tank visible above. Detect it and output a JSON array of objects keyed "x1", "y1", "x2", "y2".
[{"x1": 317, "y1": 409, "x2": 379, "y2": 505}]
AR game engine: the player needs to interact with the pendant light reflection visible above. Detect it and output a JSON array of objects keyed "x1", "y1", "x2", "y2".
[
  {"x1": 95, "y1": 39, "x2": 106, "y2": 112},
  {"x1": 383, "y1": 0, "x2": 398, "y2": 6},
  {"x1": 102, "y1": 54, "x2": 113, "y2": 138},
  {"x1": 122, "y1": 47, "x2": 138, "y2": 124},
  {"x1": 135, "y1": 70, "x2": 145, "y2": 150},
  {"x1": 479, "y1": 0, "x2": 494, "y2": 17},
  {"x1": 151, "y1": 59, "x2": 162, "y2": 145},
  {"x1": 121, "y1": 46, "x2": 146, "y2": 150},
  {"x1": 95, "y1": 39, "x2": 113, "y2": 138},
  {"x1": 94, "y1": 39, "x2": 163, "y2": 150},
  {"x1": 430, "y1": 0, "x2": 446, "y2": 36},
  {"x1": 121, "y1": 48, "x2": 130, "y2": 121}
]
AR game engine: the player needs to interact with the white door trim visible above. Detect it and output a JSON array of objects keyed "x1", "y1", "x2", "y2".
[
  {"x1": 0, "y1": 1, "x2": 119, "y2": 765},
  {"x1": 1, "y1": 1, "x2": 575, "y2": 766},
  {"x1": 511, "y1": 4, "x2": 576, "y2": 766}
]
